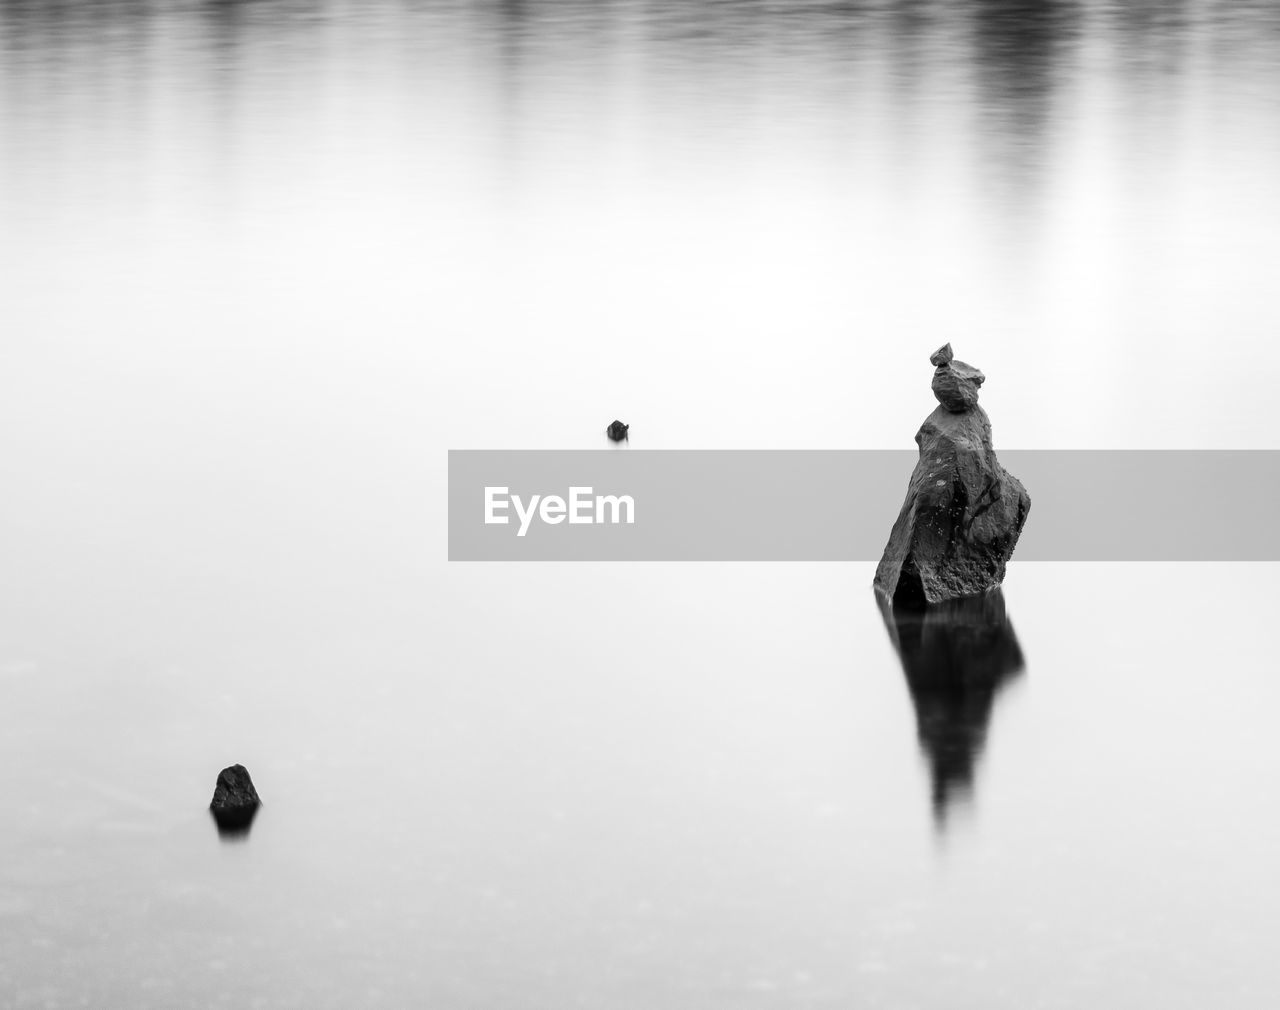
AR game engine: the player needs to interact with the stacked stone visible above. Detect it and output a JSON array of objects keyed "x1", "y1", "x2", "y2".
[
  {"x1": 929, "y1": 342, "x2": 986, "y2": 413},
  {"x1": 874, "y1": 345, "x2": 1030, "y2": 605}
]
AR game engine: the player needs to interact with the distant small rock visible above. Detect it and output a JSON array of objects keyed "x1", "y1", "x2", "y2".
[
  {"x1": 606, "y1": 420, "x2": 629, "y2": 442},
  {"x1": 209, "y1": 764, "x2": 261, "y2": 832}
]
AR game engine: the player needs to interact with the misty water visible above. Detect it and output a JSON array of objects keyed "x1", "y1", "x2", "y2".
[{"x1": 3, "y1": 2, "x2": 1280, "y2": 1007}]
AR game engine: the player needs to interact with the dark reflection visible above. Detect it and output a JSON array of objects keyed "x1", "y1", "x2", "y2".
[
  {"x1": 1107, "y1": 0, "x2": 1190, "y2": 155},
  {"x1": 878, "y1": 589, "x2": 1025, "y2": 828},
  {"x1": 968, "y1": 0, "x2": 1082, "y2": 207},
  {"x1": 210, "y1": 804, "x2": 259, "y2": 841}
]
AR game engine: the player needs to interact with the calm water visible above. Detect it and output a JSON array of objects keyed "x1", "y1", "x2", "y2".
[{"x1": 3, "y1": 1, "x2": 1280, "y2": 1007}]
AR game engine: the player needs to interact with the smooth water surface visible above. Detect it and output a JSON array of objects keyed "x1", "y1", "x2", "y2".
[{"x1": 3, "y1": 2, "x2": 1280, "y2": 1007}]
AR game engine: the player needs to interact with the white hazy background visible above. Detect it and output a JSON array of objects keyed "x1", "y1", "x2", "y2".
[{"x1": 2, "y1": 2, "x2": 1280, "y2": 1007}]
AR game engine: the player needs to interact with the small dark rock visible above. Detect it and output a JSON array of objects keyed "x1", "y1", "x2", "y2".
[
  {"x1": 210, "y1": 764, "x2": 261, "y2": 832},
  {"x1": 929, "y1": 343, "x2": 954, "y2": 367},
  {"x1": 606, "y1": 420, "x2": 629, "y2": 442}
]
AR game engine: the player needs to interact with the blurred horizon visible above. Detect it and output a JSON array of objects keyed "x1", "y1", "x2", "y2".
[{"x1": 4, "y1": 0, "x2": 1280, "y2": 451}]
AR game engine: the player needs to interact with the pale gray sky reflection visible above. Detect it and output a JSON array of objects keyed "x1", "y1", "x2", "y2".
[{"x1": 3, "y1": 2, "x2": 1280, "y2": 1007}]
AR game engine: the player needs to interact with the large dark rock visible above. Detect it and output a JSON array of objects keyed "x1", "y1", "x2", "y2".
[
  {"x1": 209, "y1": 764, "x2": 261, "y2": 833},
  {"x1": 875, "y1": 348, "x2": 1029, "y2": 605}
]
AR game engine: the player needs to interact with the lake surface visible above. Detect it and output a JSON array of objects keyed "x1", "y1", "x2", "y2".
[{"x1": 3, "y1": 2, "x2": 1279, "y2": 1007}]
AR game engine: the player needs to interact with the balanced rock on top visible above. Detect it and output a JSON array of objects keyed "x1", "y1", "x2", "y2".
[
  {"x1": 874, "y1": 345, "x2": 1029, "y2": 606},
  {"x1": 930, "y1": 342, "x2": 986, "y2": 412}
]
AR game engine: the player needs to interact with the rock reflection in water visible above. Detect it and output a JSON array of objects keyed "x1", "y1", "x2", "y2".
[
  {"x1": 877, "y1": 589, "x2": 1025, "y2": 827},
  {"x1": 210, "y1": 805, "x2": 259, "y2": 841}
]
